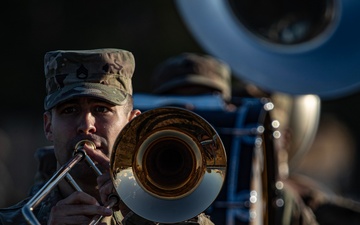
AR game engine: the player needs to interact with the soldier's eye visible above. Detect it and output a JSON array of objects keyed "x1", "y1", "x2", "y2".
[
  {"x1": 62, "y1": 107, "x2": 78, "y2": 114},
  {"x1": 94, "y1": 106, "x2": 109, "y2": 113}
]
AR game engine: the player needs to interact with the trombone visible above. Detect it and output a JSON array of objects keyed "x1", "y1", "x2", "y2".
[
  {"x1": 22, "y1": 107, "x2": 227, "y2": 224},
  {"x1": 22, "y1": 140, "x2": 118, "y2": 225}
]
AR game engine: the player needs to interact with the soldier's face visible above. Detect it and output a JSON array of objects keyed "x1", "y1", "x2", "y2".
[{"x1": 43, "y1": 97, "x2": 137, "y2": 174}]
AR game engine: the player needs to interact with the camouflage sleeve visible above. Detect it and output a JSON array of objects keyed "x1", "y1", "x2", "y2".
[
  {"x1": 195, "y1": 213, "x2": 215, "y2": 225},
  {"x1": 120, "y1": 212, "x2": 157, "y2": 225},
  {"x1": 121, "y1": 212, "x2": 214, "y2": 225}
]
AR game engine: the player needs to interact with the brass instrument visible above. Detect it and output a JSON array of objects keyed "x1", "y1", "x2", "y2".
[
  {"x1": 22, "y1": 140, "x2": 118, "y2": 225},
  {"x1": 175, "y1": 0, "x2": 360, "y2": 99},
  {"x1": 111, "y1": 107, "x2": 226, "y2": 223},
  {"x1": 22, "y1": 107, "x2": 227, "y2": 224}
]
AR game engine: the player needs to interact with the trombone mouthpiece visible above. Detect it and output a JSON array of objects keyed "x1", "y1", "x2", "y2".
[{"x1": 75, "y1": 140, "x2": 96, "y2": 151}]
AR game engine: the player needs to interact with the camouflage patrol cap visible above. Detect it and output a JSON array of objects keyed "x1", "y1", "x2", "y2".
[
  {"x1": 151, "y1": 53, "x2": 231, "y2": 101},
  {"x1": 44, "y1": 48, "x2": 135, "y2": 110}
]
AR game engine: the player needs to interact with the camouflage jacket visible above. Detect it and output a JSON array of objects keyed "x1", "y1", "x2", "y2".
[
  {"x1": 0, "y1": 147, "x2": 214, "y2": 225},
  {"x1": 280, "y1": 175, "x2": 360, "y2": 225}
]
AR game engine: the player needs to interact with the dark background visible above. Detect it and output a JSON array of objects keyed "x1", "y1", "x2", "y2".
[{"x1": 1, "y1": 0, "x2": 360, "y2": 208}]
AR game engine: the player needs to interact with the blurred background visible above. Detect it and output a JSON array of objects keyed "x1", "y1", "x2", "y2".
[{"x1": 1, "y1": 0, "x2": 360, "y2": 208}]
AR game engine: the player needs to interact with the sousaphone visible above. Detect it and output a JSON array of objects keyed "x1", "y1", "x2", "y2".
[{"x1": 175, "y1": 0, "x2": 360, "y2": 99}]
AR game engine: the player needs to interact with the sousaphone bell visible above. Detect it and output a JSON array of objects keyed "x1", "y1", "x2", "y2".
[{"x1": 175, "y1": 0, "x2": 360, "y2": 99}]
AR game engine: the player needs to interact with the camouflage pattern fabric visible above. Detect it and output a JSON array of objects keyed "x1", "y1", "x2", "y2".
[
  {"x1": 44, "y1": 48, "x2": 135, "y2": 110},
  {"x1": 151, "y1": 53, "x2": 231, "y2": 102}
]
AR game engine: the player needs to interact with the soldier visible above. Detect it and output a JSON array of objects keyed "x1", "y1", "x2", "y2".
[
  {"x1": 151, "y1": 52, "x2": 235, "y2": 111},
  {"x1": 0, "y1": 48, "x2": 214, "y2": 225}
]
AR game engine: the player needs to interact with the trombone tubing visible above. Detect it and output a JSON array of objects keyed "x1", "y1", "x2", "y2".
[{"x1": 22, "y1": 147, "x2": 102, "y2": 225}]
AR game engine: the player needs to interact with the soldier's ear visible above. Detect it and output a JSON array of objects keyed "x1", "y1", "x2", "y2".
[
  {"x1": 129, "y1": 109, "x2": 141, "y2": 122},
  {"x1": 43, "y1": 111, "x2": 53, "y2": 141}
]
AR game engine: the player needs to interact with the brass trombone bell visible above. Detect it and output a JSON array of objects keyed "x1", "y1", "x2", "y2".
[{"x1": 110, "y1": 107, "x2": 227, "y2": 223}]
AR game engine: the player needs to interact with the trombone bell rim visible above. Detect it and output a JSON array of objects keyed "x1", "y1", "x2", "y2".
[{"x1": 110, "y1": 107, "x2": 227, "y2": 223}]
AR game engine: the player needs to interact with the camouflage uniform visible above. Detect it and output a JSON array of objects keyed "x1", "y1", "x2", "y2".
[{"x1": 0, "y1": 147, "x2": 214, "y2": 225}]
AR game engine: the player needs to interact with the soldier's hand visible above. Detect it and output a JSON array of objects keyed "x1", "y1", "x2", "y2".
[{"x1": 48, "y1": 191, "x2": 112, "y2": 225}]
